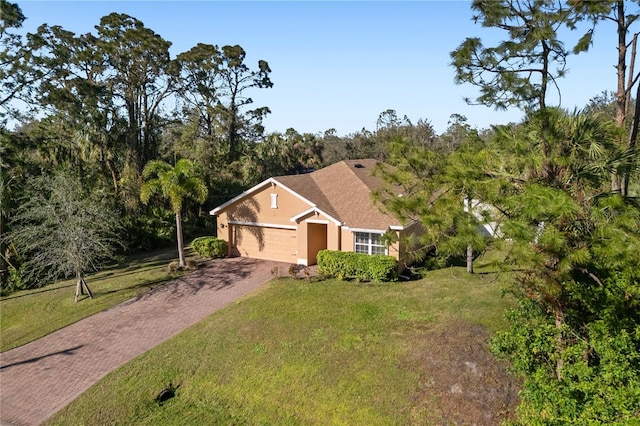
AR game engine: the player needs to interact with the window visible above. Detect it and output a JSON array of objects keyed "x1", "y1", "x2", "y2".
[
  {"x1": 354, "y1": 232, "x2": 387, "y2": 255},
  {"x1": 270, "y1": 193, "x2": 278, "y2": 209}
]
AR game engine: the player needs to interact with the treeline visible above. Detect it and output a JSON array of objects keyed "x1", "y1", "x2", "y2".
[{"x1": 0, "y1": 2, "x2": 480, "y2": 291}]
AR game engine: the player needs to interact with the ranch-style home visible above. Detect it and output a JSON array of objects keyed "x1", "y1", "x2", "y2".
[{"x1": 210, "y1": 159, "x2": 415, "y2": 266}]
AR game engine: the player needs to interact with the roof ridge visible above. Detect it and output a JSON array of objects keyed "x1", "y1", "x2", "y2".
[
  {"x1": 312, "y1": 159, "x2": 376, "y2": 185},
  {"x1": 343, "y1": 159, "x2": 383, "y2": 193},
  {"x1": 306, "y1": 160, "x2": 384, "y2": 227},
  {"x1": 345, "y1": 160, "x2": 376, "y2": 193}
]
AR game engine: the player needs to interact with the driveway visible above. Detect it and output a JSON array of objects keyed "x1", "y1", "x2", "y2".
[{"x1": 0, "y1": 257, "x2": 287, "y2": 426}]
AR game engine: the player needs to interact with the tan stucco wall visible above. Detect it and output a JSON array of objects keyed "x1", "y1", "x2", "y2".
[
  {"x1": 341, "y1": 228, "x2": 354, "y2": 253},
  {"x1": 387, "y1": 230, "x2": 401, "y2": 261},
  {"x1": 215, "y1": 183, "x2": 311, "y2": 248},
  {"x1": 327, "y1": 223, "x2": 341, "y2": 251},
  {"x1": 218, "y1": 183, "x2": 310, "y2": 226},
  {"x1": 290, "y1": 210, "x2": 341, "y2": 265},
  {"x1": 215, "y1": 183, "x2": 311, "y2": 261}
]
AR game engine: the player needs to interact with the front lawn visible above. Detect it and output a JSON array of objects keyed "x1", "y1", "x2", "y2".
[
  {"x1": 46, "y1": 265, "x2": 519, "y2": 425},
  {"x1": 0, "y1": 247, "x2": 193, "y2": 352}
]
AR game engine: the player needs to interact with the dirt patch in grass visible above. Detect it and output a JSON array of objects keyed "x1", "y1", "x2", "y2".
[{"x1": 404, "y1": 320, "x2": 520, "y2": 425}]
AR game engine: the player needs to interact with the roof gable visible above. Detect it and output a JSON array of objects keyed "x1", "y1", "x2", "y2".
[{"x1": 209, "y1": 177, "x2": 314, "y2": 215}]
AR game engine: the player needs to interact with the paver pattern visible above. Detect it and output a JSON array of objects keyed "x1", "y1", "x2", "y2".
[{"x1": 0, "y1": 257, "x2": 287, "y2": 426}]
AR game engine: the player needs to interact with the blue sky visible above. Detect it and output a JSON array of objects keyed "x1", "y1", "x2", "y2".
[{"x1": 15, "y1": 1, "x2": 629, "y2": 136}]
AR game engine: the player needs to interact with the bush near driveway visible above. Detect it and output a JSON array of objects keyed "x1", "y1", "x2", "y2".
[{"x1": 191, "y1": 237, "x2": 227, "y2": 259}]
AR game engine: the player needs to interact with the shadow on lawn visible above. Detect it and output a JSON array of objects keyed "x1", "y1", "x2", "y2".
[
  {"x1": 1, "y1": 249, "x2": 184, "y2": 301},
  {"x1": 2, "y1": 256, "x2": 272, "y2": 306},
  {"x1": 86, "y1": 261, "x2": 175, "y2": 284},
  {"x1": 1, "y1": 264, "x2": 175, "y2": 301},
  {"x1": 1, "y1": 283, "x2": 76, "y2": 301}
]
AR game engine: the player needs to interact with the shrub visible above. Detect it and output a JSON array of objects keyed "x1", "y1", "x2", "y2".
[
  {"x1": 167, "y1": 261, "x2": 181, "y2": 273},
  {"x1": 191, "y1": 237, "x2": 227, "y2": 259},
  {"x1": 1, "y1": 264, "x2": 27, "y2": 295},
  {"x1": 286, "y1": 264, "x2": 312, "y2": 280},
  {"x1": 186, "y1": 259, "x2": 199, "y2": 270},
  {"x1": 123, "y1": 207, "x2": 175, "y2": 253},
  {"x1": 316, "y1": 250, "x2": 397, "y2": 282},
  {"x1": 288, "y1": 264, "x2": 300, "y2": 278},
  {"x1": 492, "y1": 296, "x2": 640, "y2": 424}
]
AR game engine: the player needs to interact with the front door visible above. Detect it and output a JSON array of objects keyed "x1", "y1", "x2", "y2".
[{"x1": 307, "y1": 223, "x2": 327, "y2": 265}]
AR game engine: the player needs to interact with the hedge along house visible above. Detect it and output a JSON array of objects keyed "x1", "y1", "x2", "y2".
[{"x1": 210, "y1": 159, "x2": 414, "y2": 266}]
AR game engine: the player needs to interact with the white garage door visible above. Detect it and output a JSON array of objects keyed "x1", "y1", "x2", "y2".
[{"x1": 231, "y1": 225, "x2": 297, "y2": 263}]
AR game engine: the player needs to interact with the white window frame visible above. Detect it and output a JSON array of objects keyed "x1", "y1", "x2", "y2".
[
  {"x1": 354, "y1": 231, "x2": 387, "y2": 255},
  {"x1": 270, "y1": 193, "x2": 278, "y2": 209}
]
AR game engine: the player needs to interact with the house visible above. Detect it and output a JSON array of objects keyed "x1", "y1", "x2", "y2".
[
  {"x1": 463, "y1": 199, "x2": 502, "y2": 238},
  {"x1": 210, "y1": 159, "x2": 415, "y2": 266}
]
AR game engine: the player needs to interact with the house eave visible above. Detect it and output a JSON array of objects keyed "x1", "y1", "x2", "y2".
[
  {"x1": 290, "y1": 207, "x2": 343, "y2": 226},
  {"x1": 341, "y1": 224, "x2": 405, "y2": 233}
]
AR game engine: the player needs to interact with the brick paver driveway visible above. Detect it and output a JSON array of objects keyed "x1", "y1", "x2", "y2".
[{"x1": 0, "y1": 257, "x2": 287, "y2": 426}]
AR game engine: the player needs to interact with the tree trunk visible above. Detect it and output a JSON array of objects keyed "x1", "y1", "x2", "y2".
[
  {"x1": 75, "y1": 272, "x2": 82, "y2": 302},
  {"x1": 74, "y1": 271, "x2": 94, "y2": 302},
  {"x1": 615, "y1": 0, "x2": 628, "y2": 127},
  {"x1": 540, "y1": 41, "x2": 549, "y2": 111},
  {"x1": 624, "y1": 33, "x2": 637, "y2": 115},
  {"x1": 73, "y1": 272, "x2": 93, "y2": 302},
  {"x1": 176, "y1": 210, "x2": 186, "y2": 268},
  {"x1": 553, "y1": 304, "x2": 565, "y2": 381},
  {"x1": 624, "y1": 80, "x2": 640, "y2": 197},
  {"x1": 228, "y1": 104, "x2": 239, "y2": 162},
  {"x1": 612, "y1": 0, "x2": 630, "y2": 193},
  {"x1": 0, "y1": 201, "x2": 5, "y2": 286},
  {"x1": 82, "y1": 275, "x2": 93, "y2": 299},
  {"x1": 466, "y1": 196, "x2": 474, "y2": 274},
  {"x1": 107, "y1": 158, "x2": 119, "y2": 195}
]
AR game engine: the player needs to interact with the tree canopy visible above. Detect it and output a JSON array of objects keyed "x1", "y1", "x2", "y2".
[
  {"x1": 141, "y1": 159, "x2": 208, "y2": 268},
  {"x1": 451, "y1": 0, "x2": 576, "y2": 111},
  {"x1": 5, "y1": 173, "x2": 121, "y2": 299}
]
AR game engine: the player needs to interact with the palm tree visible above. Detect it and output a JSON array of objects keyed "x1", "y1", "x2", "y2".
[{"x1": 140, "y1": 159, "x2": 208, "y2": 267}]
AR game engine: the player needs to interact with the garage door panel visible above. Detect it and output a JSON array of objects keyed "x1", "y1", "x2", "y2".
[{"x1": 232, "y1": 225, "x2": 296, "y2": 263}]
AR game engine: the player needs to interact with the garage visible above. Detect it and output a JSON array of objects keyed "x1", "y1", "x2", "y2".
[{"x1": 230, "y1": 224, "x2": 297, "y2": 263}]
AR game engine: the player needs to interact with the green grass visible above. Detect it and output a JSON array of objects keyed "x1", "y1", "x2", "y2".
[
  {"x1": 0, "y1": 247, "x2": 194, "y2": 352},
  {"x1": 45, "y1": 262, "x2": 517, "y2": 425}
]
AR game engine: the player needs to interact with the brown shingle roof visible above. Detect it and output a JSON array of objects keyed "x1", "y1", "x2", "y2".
[{"x1": 274, "y1": 159, "x2": 401, "y2": 230}]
